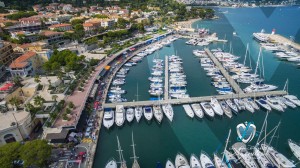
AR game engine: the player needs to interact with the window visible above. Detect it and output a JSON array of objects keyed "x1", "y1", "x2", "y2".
[{"x1": 4, "y1": 134, "x2": 16, "y2": 143}]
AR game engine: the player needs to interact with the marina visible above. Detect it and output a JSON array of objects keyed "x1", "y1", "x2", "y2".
[{"x1": 94, "y1": 6, "x2": 300, "y2": 168}]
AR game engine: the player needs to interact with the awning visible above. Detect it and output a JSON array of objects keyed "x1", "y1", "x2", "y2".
[{"x1": 104, "y1": 66, "x2": 110, "y2": 70}]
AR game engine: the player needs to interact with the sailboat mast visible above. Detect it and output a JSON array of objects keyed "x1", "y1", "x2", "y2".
[
  {"x1": 116, "y1": 136, "x2": 123, "y2": 164},
  {"x1": 136, "y1": 83, "x2": 139, "y2": 101},
  {"x1": 221, "y1": 129, "x2": 231, "y2": 164},
  {"x1": 283, "y1": 79, "x2": 289, "y2": 94},
  {"x1": 255, "y1": 111, "x2": 269, "y2": 146},
  {"x1": 243, "y1": 43, "x2": 249, "y2": 65},
  {"x1": 131, "y1": 132, "x2": 138, "y2": 160},
  {"x1": 254, "y1": 47, "x2": 262, "y2": 75}
]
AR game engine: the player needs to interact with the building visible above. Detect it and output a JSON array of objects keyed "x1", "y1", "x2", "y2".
[
  {"x1": 19, "y1": 17, "x2": 41, "y2": 25},
  {"x1": 49, "y1": 23, "x2": 72, "y2": 31},
  {"x1": 0, "y1": 63, "x2": 5, "y2": 79},
  {"x1": 0, "y1": 41, "x2": 16, "y2": 67},
  {"x1": 83, "y1": 22, "x2": 99, "y2": 35},
  {"x1": 40, "y1": 31, "x2": 64, "y2": 45},
  {"x1": 32, "y1": 4, "x2": 43, "y2": 12},
  {"x1": 4, "y1": 21, "x2": 59, "y2": 33},
  {"x1": 101, "y1": 19, "x2": 115, "y2": 28},
  {"x1": 9, "y1": 51, "x2": 37, "y2": 77}
]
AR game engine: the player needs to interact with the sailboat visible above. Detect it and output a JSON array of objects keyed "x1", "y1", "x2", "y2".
[
  {"x1": 166, "y1": 159, "x2": 175, "y2": 168},
  {"x1": 175, "y1": 153, "x2": 190, "y2": 168},
  {"x1": 190, "y1": 154, "x2": 201, "y2": 168},
  {"x1": 288, "y1": 139, "x2": 300, "y2": 161},
  {"x1": 232, "y1": 142, "x2": 259, "y2": 168},
  {"x1": 105, "y1": 158, "x2": 117, "y2": 168},
  {"x1": 131, "y1": 133, "x2": 140, "y2": 168},
  {"x1": 116, "y1": 136, "x2": 127, "y2": 168},
  {"x1": 134, "y1": 83, "x2": 143, "y2": 122},
  {"x1": 200, "y1": 151, "x2": 215, "y2": 168}
]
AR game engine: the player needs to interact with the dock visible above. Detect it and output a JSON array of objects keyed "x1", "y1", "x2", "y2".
[
  {"x1": 103, "y1": 90, "x2": 287, "y2": 108},
  {"x1": 164, "y1": 56, "x2": 169, "y2": 100},
  {"x1": 204, "y1": 48, "x2": 244, "y2": 94},
  {"x1": 268, "y1": 34, "x2": 300, "y2": 51}
]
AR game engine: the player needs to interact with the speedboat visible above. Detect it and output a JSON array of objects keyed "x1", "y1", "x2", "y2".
[
  {"x1": 265, "y1": 97, "x2": 284, "y2": 112},
  {"x1": 267, "y1": 96, "x2": 287, "y2": 109},
  {"x1": 213, "y1": 153, "x2": 228, "y2": 168},
  {"x1": 103, "y1": 108, "x2": 115, "y2": 129},
  {"x1": 200, "y1": 151, "x2": 215, "y2": 168},
  {"x1": 261, "y1": 143, "x2": 296, "y2": 168},
  {"x1": 200, "y1": 102, "x2": 215, "y2": 118},
  {"x1": 175, "y1": 153, "x2": 190, "y2": 168},
  {"x1": 244, "y1": 82, "x2": 277, "y2": 93},
  {"x1": 126, "y1": 108, "x2": 134, "y2": 123},
  {"x1": 219, "y1": 101, "x2": 232, "y2": 118},
  {"x1": 190, "y1": 154, "x2": 201, "y2": 168},
  {"x1": 135, "y1": 107, "x2": 143, "y2": 123},
  {"x1": 105, "y1": 158, "x2": 117, "y2": 168},
  {"x1": 232, "y1": 142, "x2": 258, "y2": 168},
  {"x1": 253, "y1": 147, "x2": 277, "y2": 168},
  {"x1": 288, "y1": 139, "x2": 300, "y2": 161},
  {"x1": 210, "y1": 98, "x2": 223, "y2": 116},
  {"x1": 224, "y1": 150, "x2": 243, "y2": 168},
  {"x1": 162, "y1": 104, "x2": 174, "y2": 122},
  {"x1": 183, "y1": 104, "x2": 195, "y2": 118},
  {"x1": 283, "y1": 95, "x2": 300, "y2": 106},
  {"x1": 276, "y1": 97, "x2": 296, "y2": 108},
  {"x1": 143, "y1": 106, "x2": 153, "y2": 121},
  {"x1": 166, "y1": 159, "x2": 175, "y2": 168},
  {"x1": 115, "y1": 105, "x2": 125, "y2": 127},
  {"x1": 225, "y1": 99, "x2": 239, "y2": 114},
  {"x1": 255, "y1": 98, "x2": 272, "y2": 111},
  {"x1": 153, "y1": 105, "x2": 163, "y2": 124},
  {"x1": 242, "y1": 98, "x2": 255, "y2": 113},
  {"x1": 191, "y1": 104, "x2": 204, "y2": 118}
]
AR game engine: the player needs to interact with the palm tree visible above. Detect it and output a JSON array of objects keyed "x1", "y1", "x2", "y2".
[
  {"x1": 52, "y1": 95, "x2": 58, "y2": 102},
  {"x1": 33, "y1": 96, "x2": 45, "y2": 108},
  {"x1": 34, "y1": 75, "x2": 41, "y2": 84},
  {"x1": 13, "y1": 76, "x2": 23, "y2": 87},
  {"x1": 9, "y1": 97, "x2": 20, "y2": 111}
]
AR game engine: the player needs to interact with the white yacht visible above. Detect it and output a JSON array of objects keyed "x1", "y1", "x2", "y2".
[
  {"x1": 261, "y1": 143, "x2": 296, "y2": 168},
  {"x1": 276, "y1": 97, "x2": 296, "y2": 108},
  {"x1": 283, "y1": 95, "x2": 300, "y2": 106},
  {"x1": 200, "y1": 102, "x2": 215, "y2": 118},
  {"x1": 183, "y1": 104, "x2": 195, "y2": 118},
  {"x1": 232, "y1": 142, "x2": 259, "y2": 168},
  {"x1": 265, "y1": 97, "x2": 284, "y2": 112},
  {"x1": 115, "y1": 105, "x2": 125, "y2": 127},
  {"x1": 105, "y1": 158, "x2": 117, "y2": 168},
  {"x1": 253, "y1": 147, "x2": 277, "y2": 168},
  {"x1": 103, "y1": 108, "x2": 115, "y2": 129},
  {"x1": 213, "y1": 153, "x2": 228, "y2": 168},
  {"x1": 256, "y1": 98, "x2": 272, "y2": 111},
  {"x1": 210, "y1": 98, "x2": 224, "y2": 116},
  {"x1": 175, "y1": 153, "x2": 190, "y2": 168},
  {"x1": 244, "y1": 82, "x2": 277, "y2": 93},
  {"x1": 224, "y1": 150, "x2": 243, "y2": 168},
  {"x1": 143, "y1": 106, "x2": 153, "y2": 121},
  {"x1": 246, "y1": 98, "x2": 260, "y2": 110},
  {"x1": 219, "y1": 101, "x2": 233, "y2": 118},
  {"x1": 242, "y1": 99, "x2": 255, "y2": 113},
  {"x1": 166, "y1": 159, "x2": 176, "y2": 168},
  {"x1": 134, "y1": 107, "x2": 143, "y2": 123},
  {"x1": 126, "y1": 108, "x2": 135, "y2": 123},
  {"x1": 162, "y1": 104, "x2": 174, "y2": 122},
  {"x1": 233, "y1": 99, "x2": 246, "y2": 111},
  {"x1": 200, "y1": 151, "x2": 215, "y2": 168},
  {"x1": 153, "y1": 105, "x2": 163, "y2": 124},
  {"x1": 191, "y1": 103, "x2": 204, "y2": 118},
  {"x1": 190, "y1": 154, "x2": 201, "y2": 168},
  {"x1": 225, "y1": 99, "x2": 239, "y2": 114},
  {"x1": 288, "y1": 139, "x2": 300, "y2": 161}
]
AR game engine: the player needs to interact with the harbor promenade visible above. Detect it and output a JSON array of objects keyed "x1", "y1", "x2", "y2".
[
  {"x1": 164, "y1": 56, "x2": 169, "y2": 100},
  {"x1": 204, "y1": 48, "x2": 244, "y2": 94},
  {"x1": 268, "y1": 34, "x2": 300, "y2": 51},
  {"x1": 103, "y1": 90, "x2": 287, "y2": 108}
]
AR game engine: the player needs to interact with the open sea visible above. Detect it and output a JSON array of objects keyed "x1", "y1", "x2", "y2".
[{"x1": 93, "y1": 6, "x2": 300, "y2": 168}]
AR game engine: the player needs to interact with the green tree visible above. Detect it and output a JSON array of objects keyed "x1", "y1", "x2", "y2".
[
  {"x1": 52, "y1": 95, "x2": 58, "y2": 102},
  {"x1": 71, "y1": 19, "x2": 84, "y2": 26},
  {"x1": 34, "y1": 75, "x2": 41, "y2": 84},
  {"x1": 74, "y1": 24, "x2": 85, "y2": 41},
  {"x1": 13, "y1": 76, "x2": 23, "y2": 87},
  {"x1": 25, "y1": 103, "x2": 35, "y2": 113},
  {"x1": 9, "y1": 97, "x2": 20, "y2": 111},
  {"x1": 0, "y1": 142, "x2": 22, "y2": 168},
  {"x1": 68, "y1": 102, "x2": 75, "y2": 109},
  {"x1": 33, "y1": 95, "x2": 45, "y2": 108},
  {"x1": 20, "y1": 140, "x2": 52, "y2": 168}
]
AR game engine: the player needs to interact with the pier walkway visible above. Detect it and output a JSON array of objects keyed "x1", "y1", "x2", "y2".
[
  {"x1": 204, "y1": 48, "x2": 244, "y2": 94},
  {"x1": 164, "y1": 56, "x2": 169, "y2": 100},
  {"x1": 103, "y1": 90, "x2": 287, "y2": 108},
  {"x1": 268, "y1": 34, "x2": 300, "y2": 51}
]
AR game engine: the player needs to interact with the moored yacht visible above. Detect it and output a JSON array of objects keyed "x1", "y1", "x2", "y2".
[
  {"x1": 265, "y1": 97, "x2": 284, "y2": 112},
  {"x1": 219, "y1": 101, "x2": 232, "y2": 118},
  {"x1": 105, "y1": 158, "x2": 117, "y2": 168},
  {"x1": 261, "y1": 143, "x2": 296, "y2": 168},
  {"x1": 191, "y1": 103, "x2": 204, "y2": 118},
  {"x1": 253, "y1": 147, "x2": 277, "y2": 168},
  {"x1": 126, "y1": 108, "x2": 134, "y2": 123},
  {"x1": 103, "y1": 108, "x2": 115, "y2": 129},
  {"x1": 210, "y1": 98, "x2": 223, "y2": 116},
  {"x1": 190, "y1": 154, "x2": 201, "y2": 168},
  {"x1": 183, "y1": 104, "x2": 195, "y2": 118},
  {"x1": 143, "y1": 106, "x2": 153, "y2": 121},
  {"x1": 233, "y1": 99, "x2": 246, "y2": 111},
  {"x1": 283, "y1": 95, "x2": 300, "y2": 106},
  {"x1": 242, "y1": 99, "x2": 255, "y2": 113},
  {"x1": 153, "y1": 105, "x2": 163, "y2": 123},
  {"x1": 115, "y1": 105, "x2": 125, "y2": 127},
  {"x1": 213, "y1": 153, "x2": 228, "y2": 168},
  {"x1": 175, "y1": 153, "x2": 190, "y2": 168},
  {"x1": 134, "y1": 107, "x2": 143, "y2": 123},
  {"x1": 225, "y1": 99, "x2": 239, "y2": 114},
  {"x1": 224, "y1": 150, "x2": 244, "y2": 168},
  {"x1": 166, "y1": 159, "x2": 175, "y2": 168},
  {"x1": 232, "y1": 142, "x2": 259, "y2": 168},
  {"x1": 162, "y1": 104, "x2": 174, "y2": 122},
  {"x1": 244, "y1": 82, "x2": 277, "y2": 93},
  {"x1": 200, "y1": 102, "x2": 215, "y2": 118},
  {"x1": 288, "y1": 139, "x2": 300, "y2": 161},
  {"x1": 200, "y1": 151, "x2": 215, "y2": 168}
]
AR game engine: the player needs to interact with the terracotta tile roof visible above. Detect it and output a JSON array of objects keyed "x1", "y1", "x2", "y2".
[
  {"x1": 49, "y1": 23, "x2": 71, "y2": 28},
  {"x1": 40, "y1": 30, "x2": 63, "y2": 37},
  {"x1": 9, "y1": 51, "x2": 36, "y2": 69},
  {"x1": 83, "y1": 23, "x2": 94, "y2": 27},
  {"x1": 19, "y1": 43, "x2": 32, "y2": 49}
]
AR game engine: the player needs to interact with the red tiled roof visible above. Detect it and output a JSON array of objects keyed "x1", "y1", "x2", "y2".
[
  {"x1": 49, "y1": 23, "x2": 71, "y2": 28},
  {"x1": 40, "y1": 31, "x2": 63, "y2": 37},
  {"x1": 83, "y1": 23, "x2": 94, "y2": 27},
  {"x1": 9, "y1": 51, "x2": 36, "y2": 69}
]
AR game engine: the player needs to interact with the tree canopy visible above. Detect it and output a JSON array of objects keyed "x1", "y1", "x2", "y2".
[{"x1": 6, "y1": 11, "x2": 38, "y2": 20}]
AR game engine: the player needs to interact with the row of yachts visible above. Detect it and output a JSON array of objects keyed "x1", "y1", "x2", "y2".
[
  {"x1": 102, "y1": 104, "x2": 174, "y2": 129},
  {"x1": 149, "y1": 58, "x2": 165, "y2": 96},
  {"x1": 168, "y1": 55, "x2": 190, "y2": 99},
  {"x1": 105, "y1": 139, "x2": 300, "y2": 168}
]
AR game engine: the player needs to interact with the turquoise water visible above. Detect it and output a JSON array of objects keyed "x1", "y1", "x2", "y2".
[{"x1": 93, "y1": 6, "x2": 300, "y2": 168}]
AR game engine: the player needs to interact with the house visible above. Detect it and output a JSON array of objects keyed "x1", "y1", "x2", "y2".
[
  {"x1": 32, "y1": 4, "x2": 43, "y2": 12},
  {"x1": 62, "y1": 4, "x2": 73, "y2": 12},
  {"x1": 40, "y1": 31, "x2": 64, "y2": 45},
  {"x1": 9, "y1": 51, "x2": 37, "y2": 77},
  {"x1": 0, "y1": 41, "x2": 17, "y2": 67},
  {"x1": 49, "y1": 23, "x2": 72, "y2": 31},
  {"x1": 100, "y1": 19, "x2": 115, "y2": 28},
  {"x1": 83, "y1": 23, "x2": 98, "y2": 35},
  {"x1": 19, "y1": 17, "x2": 41, "y2": 25}
]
